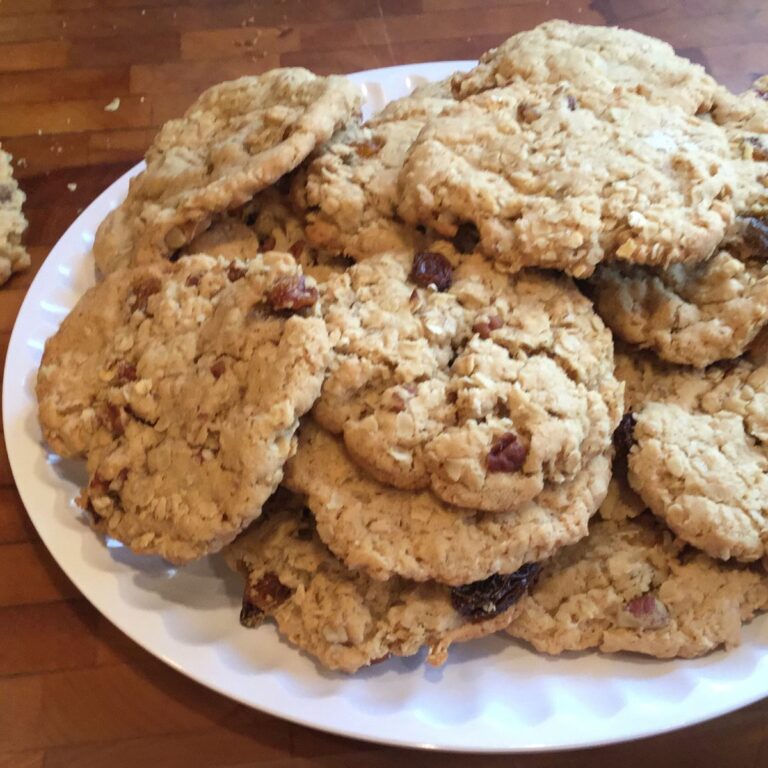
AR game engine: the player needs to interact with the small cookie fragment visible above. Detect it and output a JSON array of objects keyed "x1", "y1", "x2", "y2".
[
  {"x1": 37, "y1": 253, "x2": 330, "y2": 562},
  {"x1": 315, "y1": 250, "x2": 622, "y2": 512},
  {"x1": 0, "y1": 148, "x2": 30, "y2": 286},
  {"x1": 93, "y1": 69, "x2": 361, "y2": 273},
  {"x1": 283, "y1": 421, "x2": 612, "y2": 586},
  {"x1": 223, "y1": 490, "x2": 525, "y2": 673},
  {"x1": 508, "y1": 514, "x2": 768, "y2": 658},
  {"x1": 398, "y1": 81, "x2": 737, "y2": 276}
]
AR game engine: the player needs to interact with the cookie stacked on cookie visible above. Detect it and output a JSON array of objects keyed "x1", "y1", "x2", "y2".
[{"x1": 36, "y1": 24, "x2": 768, "y2": 673}]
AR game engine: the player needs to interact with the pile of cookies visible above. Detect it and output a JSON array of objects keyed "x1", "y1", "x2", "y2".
[{"x1": 36, "y1": 21, "x2": 768, "y2": 673}]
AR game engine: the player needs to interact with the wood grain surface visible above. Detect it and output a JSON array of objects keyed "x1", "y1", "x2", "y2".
[{"x1": 1, "y1": 1, "x2": 767, "y2": 765}]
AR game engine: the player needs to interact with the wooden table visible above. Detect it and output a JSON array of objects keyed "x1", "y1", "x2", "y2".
[{"x1": 1, "y1": 1, "x2": 767, "y2": 765}]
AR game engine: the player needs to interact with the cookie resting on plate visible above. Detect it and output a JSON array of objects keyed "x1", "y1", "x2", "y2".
[
  {"x1": 224, "y1": 489, "x2": 536, "y2": 673},
  {"x1": 36, "y1": 252, "x2": 330, "y2": 562},
  {"x1": 314, "y1": 249, "x2": 622, "y2": 512},
  {"x1": 283, "y1": 420, "x2": 611, "y2": 586},
  {"x1": 92, "y1": 69, "x2": 361, "y2": 274}
]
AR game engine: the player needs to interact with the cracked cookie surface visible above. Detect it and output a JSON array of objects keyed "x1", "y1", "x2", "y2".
[
  {"x1": 283, "y1": 421, "x2": 611, "y2": 586},
  {"x1": 37, "y1": 253, "x2": 330, "y2": 562},
  {"x1": 507, "y1": 510, "x2": 768, "y2": 658},
  {"x1": 315, "y1": 249, "x2": 622, "y2": 512},
  {"x1": 93, "y1": 69, "x2": 361, "y2": 274},
  {"x1": 223, "y1": 489, "x2": 523, "y2": 673}
]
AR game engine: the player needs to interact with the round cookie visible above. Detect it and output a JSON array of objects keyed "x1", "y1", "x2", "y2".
[
  {"x1": 283, "y1": 421, "x2": 611, "y2": 586},
  {"x1": 36, "y1": 253, "x2": 330, "y2": 563},
  {"x1": 296, "y1": 88, "x2": 454, "y2": 260},
  {"x1": 451, "y1": 21, "x2": 719, "y2": 115},
  {"x1": 0, "y1": 147, "x2": 29, "y2": 286},
  {"x1": 589, "y1": 248, "x2": 768, "y2": 368},
  {"x1": 507, "y1": 512, "x2": 768, "y2": 659},
  {"x1": 223, "y1": 489, "x2": 528, "y2": 673},
  {"x1": 397, "y1": 81, "x2": 739, "y2": 277},
  {"x1": 315, "y1": 249, "x2": 622, "y2": 512},
  {"x1": 93, "y1": 69, "x2": 361, "y2": 274},
  {"x1": 616, "y1": 351, "x2": 768, "y2": 562}
]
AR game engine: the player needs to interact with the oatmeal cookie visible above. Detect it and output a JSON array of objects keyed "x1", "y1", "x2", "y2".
[
  {"x1": 223, "y1": 489, "x2": 529, "y2": 673},
  {"x1": 0, "y1": 148, "x2": 29, "y2": 286},
  {"x1": 93, "y1": 69, "x2": 361, "y2": 274},
  {"x1": 398, "y1": 82, "x2": 738, "y2": 276},
  {"x1": 37, "y1": 253, "x2": 330, "y2": 562},
  {"x1": 315, "y1": 250, "x2": 622, "y2": 512},
  {"x1": 508, "y1": 513, "x2": 768, "y2": 658},
  {"x1": 283, "y1": 421, "x2": 611, "y2": 586},
  {"x1": 452, "y1": 21, "x2": 718, "y2": 115}
]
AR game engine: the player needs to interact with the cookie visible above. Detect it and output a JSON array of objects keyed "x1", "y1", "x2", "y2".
[
  {"x1": 93, "y1": 69, "x2": 361, "y2": 274},
  {"x1": 615, "y1": 351, "x2": 768, "y2": 562},
  {"x1": 0, "y1": 148, "x2": 29, "y2": 286},
  {"x1": 223, "y1": 489, "x2": 528, "y2": 673},
  {"x1": 315, "y1": 250, "x2": 622, "y2": 512},
  {"x1": 507, "y1": 512, "x2": 768, "y2": 658},
  {"x1": 296, "y1": 88, "x2": 454, "y2": 259},
  {"x1": 452, "y1": 21, "x2": 718, "y2": 115},
  {"x1": 397, "y1": 81, "x2": 739, "y2": 277},
  {"x1": 590, "y1": 248, "x2": 768, "y2": 367},
  {"x1": 283, "y1": 421, "x2": 611, "y2": 586},
  {"x1": 37, "y1": 253, "x2": 330, "y2": 562}
]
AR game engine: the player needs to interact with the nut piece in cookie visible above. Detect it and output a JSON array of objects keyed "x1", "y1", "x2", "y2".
[
  {"x1": 507, "y1": 505, "x2": 768, "y2": 659},
  {"x1": 0, "y1": 147, "x2": 29, "y2": 286},
  {"x1": 224, "y1": 489, "x2": 533, "y2": 673},
  {"x1": 283, "y1": 421, "x2": 612, "y2": 586},
  {"x1": 315, "y1": 250, "x2": 622, "y2": 513},
  {"x1": 93, "y1": 69, "x2": 361, "y2": 274},
  {"x1": 36, "y1": 252, "x2": 330, "y2": 563}
]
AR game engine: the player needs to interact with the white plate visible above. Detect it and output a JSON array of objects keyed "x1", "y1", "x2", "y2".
[{"x1": 4, "y1": 62, "x2": 768, "y2": 753}]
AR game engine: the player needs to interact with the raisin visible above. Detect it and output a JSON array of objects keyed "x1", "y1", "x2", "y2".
[
  {"x1": 487, "y1": 432, "x2": 527, "y2": 473},
  {"x1": 619, "y1": 593, "x2": 670, "y2": 630},
  {"x1": 260, "y1": 235, "x2": 277, "y2": 251},
  {"x1": 453, "y1": 222, "x2": 480, "y2": 254},
  {"x1": 0, "y1": 185, "x2": 12, "y2": 203},
  {"x1": 351, "y1": 137, "x2": 383, "y2": 158},
  {"x1": 245, "y1": 572, "x2": 292, "y2": 614},
  {"x1": 517, "y1": 101, "x2": 542, "y2": 123},
  {"x1": 130, "y1": 276, "x2": 162, "y2": 313},
  {"x1": 289, "y1": 239, "x2": 305, "y2": 259},
  {"x1": 613, "y1": 412, "x2": 636, "y2": 473},
  {"x1": 210, "y1": 359, "x2": 226, "y2": 379},
  {"x1": 185, "y1": 273, "x2": 201, "y2": 287},
  {"x1": 267, "y1": 274, "x2": 318, "y2": 311},
  {"x1": 112, "y1": 361, "x2": 137, "y2": 386},
  {"x1": 410, "y1": 251, "x2": 452, "y2": 291},
  {"x1": 227, "y1": 262, "x2": 246, "y2": 281},
  {"x1": 746, "y1": 136, "x2": 768, "y2": 162},
  {"x1": 451, "y1": 563, "x2": 541, "y2": 621},
  {"x1": 104, "y1": 403, "x2": 124, "y2": 436},
  {"x1": 566, "y1": 94, "x2": 578, "y2": 111},
  {"x1": 744, "y1": 216, "x2": 768, "y2": 254},
  {"x1": 472, "y1": 315, "x2": 503, "y2": 339}
]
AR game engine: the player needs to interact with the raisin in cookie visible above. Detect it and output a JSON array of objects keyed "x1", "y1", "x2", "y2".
[
  {"x1": 616, "y1": 350, "x2": 768, "y2": 562},
  {"x1": 37, "y1": 253, "x2": 330, "y2": 562},
  {"x1": 283, "y1": 421, "x2": 611, "y2": 586},
  {"x1": 223, "y1": 489, "x2": 530, "y2": 673},
  {"x1": 315, "y1": 249, "x2": 622, "y2": 512},
  {"x1": 452, "y1": 21, "x2": 718, "y2": 115},
  {"x1": 398, "y1": 81, "x2": 739, "y2": 277},
  {"x1": 0, "y1": 148, "x2": 29, "y2": 286},
  {"x1": 507, "y1": 512, "x2": 768, "y2": 659},
  {"x1": 295, "y1": 88, "x2": 454, "y2": 259},
  {"x1": 93, "y1": 69, "x2": 361, "y2": 274}
]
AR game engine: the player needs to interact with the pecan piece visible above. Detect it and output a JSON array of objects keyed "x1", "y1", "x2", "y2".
[
  {"x1": 410, "y1": 251, "x2": 452, "y2": 291},
  {"x1": 487, "y1": 432, "x2": 527, "y2": 473},
  {"x1": 130, "y1": 276, "x2": 162, "y2": 313},
  {"x1": 112, "y1": 362, "x2": 137, "y2": 386},
  {"x1": 451, "y1": 563, "x2": 541, "y2": 621},
  {"x1": 267, "y1": 274, "x2": 318, "y2": 311}
]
